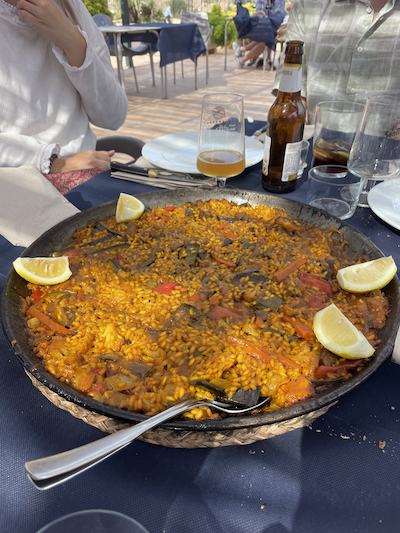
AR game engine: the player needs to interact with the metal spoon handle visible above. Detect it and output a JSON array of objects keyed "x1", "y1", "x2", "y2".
[{"x1": 25, "y1": 398, "x2": 199, "y2": 490}]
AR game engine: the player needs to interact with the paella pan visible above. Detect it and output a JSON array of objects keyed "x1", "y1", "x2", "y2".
[{"x1": 2, "y1": 188, "x2": 399, "y2": 447}]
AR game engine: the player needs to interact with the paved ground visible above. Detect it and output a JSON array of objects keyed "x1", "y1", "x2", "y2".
[{"x1": 91, "y1": 47, "x2": 278, "y2": 145}]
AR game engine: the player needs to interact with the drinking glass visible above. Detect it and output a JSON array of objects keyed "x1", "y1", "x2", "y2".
[
  {"x1": 307, "y1": 165, "x2": 366, "y2": 220},
  {"x1": 35, "y1": 510, "x2": 150, "y2": 533},
  {"x1": 347, "y1": 98, "x2": 400, "y2": 207},
  {"x1": 196, "y1": 93, "x2": 245, "y2": 186},
  {"x1": 297, "y1": 140, "x2": 310, "y2": 178},
  {"x1": 311, "y1": 101, "x2": 365, "y2": 172}
]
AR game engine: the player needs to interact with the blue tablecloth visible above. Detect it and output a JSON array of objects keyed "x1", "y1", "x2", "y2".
[
  {"x1": 1, "y1": 122, "x2": 400, "y2": 533},
  {"x1": 121, "y1": 23, "x2": 206, "y2": 68},
  {"x1": 233, "y1": 4, "x2": 284, "y2": 50}
]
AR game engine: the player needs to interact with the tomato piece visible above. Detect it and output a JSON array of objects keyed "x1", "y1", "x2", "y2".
[
  {"x1": 207, "y1": 306, "x2": 238, "y2": 320},
  {"x1": 30, "y1": 288, "x2": 43, "y2": 305},
  {"x1": 90, "y1": 383, "x2": 106, "y2": 394},
  {"x1": 153, "y1": 282, "x2": 182, "y2": 294},
  {"x1": 209, "y1": 294, "x2": 219, "y2": 306}
]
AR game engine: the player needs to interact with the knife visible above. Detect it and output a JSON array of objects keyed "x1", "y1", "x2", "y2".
[
  {"x1": 250, "y1": 124, "x2": 267, "y2": 139},
  {"x1": 110, "y1": 161, "x2": 212, "y2": 182}
]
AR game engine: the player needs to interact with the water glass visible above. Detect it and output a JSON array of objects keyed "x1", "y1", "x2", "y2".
[
  {"x1": 307, "y1": 165, "x2": 366, "y2": 220},
  {"x1": 347, "y1": 98, "x2": 400, "y2": 207},
  {"x1": 196, "y1": 92, "x2": 245, "y2": 185},
  {"x1": 312, "y1": 101, "x2": 365, "y2": 169},
  {"x1": 35, "y1": 509, "x2": 150, "y2": 533}
]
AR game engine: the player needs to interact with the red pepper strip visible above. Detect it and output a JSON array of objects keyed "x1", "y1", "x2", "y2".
[
  {"x1": 30, "y1": 288, "x2": 43, "y2": 305},
  {"x1": 307, "y1": 295, "x2": 328, "y2": 309},
  {"x1": 163, "y1": 206, "x2": 176, "y2": 211},
  {"x1": 27, "y1": 307, "x2": 76, "y2": 336},
  {"x1": 62, "y1": 248, "x2": 82, "y2": 258},
  {"x1": 282, "y1": 316, "x2": 315, "y2": 339},
  {"x1": 211, "y1": 254, "x2": 237, "y2": 268},
  {"x1": 273, "y1": 257, "x2": 306, "y2": 283},
  {"x1": 298, "y1": 272, "x2": 333, "y2": 295},
  {"x1": 153, "y1": 282, "x2": 182, "y2": 294},
  {"x1": 228, "y1": 336, "x2": 301, "y2": 371},
  {"x1": 314, "y1": 360, "x2": 362, "y2": 378},
  {"x1": 216, "y1": 221, "x2": 229, "y2": 230}
]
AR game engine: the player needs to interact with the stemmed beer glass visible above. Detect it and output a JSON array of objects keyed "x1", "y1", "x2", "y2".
[
  {"x1": 196, "y1": 93, "x2": 245, "y2": 186},
  {"x1": 347, "y1": 98, "x2": 400, "y2": 207}
]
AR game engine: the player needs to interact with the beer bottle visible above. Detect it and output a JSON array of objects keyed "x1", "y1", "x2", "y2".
[{"x1": 262, "y1": 40, "x2": 306, "y2": 193}]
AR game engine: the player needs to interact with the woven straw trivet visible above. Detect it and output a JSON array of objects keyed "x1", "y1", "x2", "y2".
[{"x1": 28, "y1": 372, "x2": 336, "y2": 448}]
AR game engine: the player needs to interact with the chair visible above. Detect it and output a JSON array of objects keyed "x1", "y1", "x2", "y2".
[
  {"x1": 271, "y1": 23, "x2": 287, "y2": 70},
  {"x1": 96, "y1": 135, "x2": 145, "y2": 161},
  {"x1": 225, "y1": 4, "x2": 283, "y2": 72},
  {"x1": 180, "y1": 11, "x2": 214, "y2": 85},
  {"x1": 93, "y1": 14, "x2": 156, "y2": 93}
]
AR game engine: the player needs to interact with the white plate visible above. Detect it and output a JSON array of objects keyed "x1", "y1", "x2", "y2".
[
  {"x1": 142, "y1": 131, "x2": 264, "y2": 175},
  {"x1": 368, "y1": 178, "x2": 400, "y2": 230}
]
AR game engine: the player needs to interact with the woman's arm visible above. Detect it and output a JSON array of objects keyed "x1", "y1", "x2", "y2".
[
  {"x1": 49, "y1": 0, "x2": 128, "y2": 131},
  {"x1": 0, "y1": 134, "x2": 58, "y2": 174},
  {"x1": 16, "y1": 0, "x2": 87, "y2": 68}
]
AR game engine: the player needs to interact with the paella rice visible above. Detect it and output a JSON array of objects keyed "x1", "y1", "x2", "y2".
[{"x1": 21, "y1": 198, "x2": 390, "y2": 420}]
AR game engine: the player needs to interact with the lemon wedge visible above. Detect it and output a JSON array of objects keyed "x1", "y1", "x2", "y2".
[
  {"x1": 337, "y1": 256, "x2": 397, "y2": 293},
  {"x1": 13, "y1": 256, "x2": 72, "y2": 285},
  {"x1": 313, "y1": 303, "x2": 375, "y2": 359},
  {"x1": 116, "y1": 193, "x2": 145, "y2": 223}
]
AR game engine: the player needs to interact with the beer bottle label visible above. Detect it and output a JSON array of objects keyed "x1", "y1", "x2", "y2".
[
  {"x1": 262, "y1": 135, "x2": 272, "y2": 176},
  {"x1": 279, "y1": 64, "x2": 302, "y2": 93},
  {"x1": 281, "y1": 140, "x2": 303, "y2": 182}
]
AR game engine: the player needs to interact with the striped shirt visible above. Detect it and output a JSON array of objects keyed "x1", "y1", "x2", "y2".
[{"x1": 272, "y1": 0, "x2": 400, "y2": 123}]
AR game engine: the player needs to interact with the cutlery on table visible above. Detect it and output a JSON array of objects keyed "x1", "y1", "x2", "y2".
[
  {"x1": 250, "y1": 124, "x2": 267, "y2": 140},
  {"x1": 25, "y1": 397, "x2": 269, "y2": 491},
  {"x1": 110, "y1": 162, "x2": 217, "y2": 188}
]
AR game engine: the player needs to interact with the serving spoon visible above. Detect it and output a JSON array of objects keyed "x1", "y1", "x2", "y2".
[{"x1": 25, "y1": 397, "x2": 269, "y2": 491}]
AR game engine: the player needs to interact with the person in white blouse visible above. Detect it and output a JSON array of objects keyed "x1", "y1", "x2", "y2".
[{"x1": 0, "y1": 0, "x2": 128, "y2": 175}]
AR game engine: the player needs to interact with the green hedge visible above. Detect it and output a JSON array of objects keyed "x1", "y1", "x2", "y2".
[{"x1": 83, "y1": 0, "x2": 111, "y2": 17}]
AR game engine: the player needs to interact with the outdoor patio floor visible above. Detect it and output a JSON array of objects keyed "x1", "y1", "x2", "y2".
[{"x1": 91, "y1": 47, "x2": 278, "y2": 145}]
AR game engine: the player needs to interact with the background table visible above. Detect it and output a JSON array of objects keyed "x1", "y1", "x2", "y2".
[
  {"x1": 1, "y1": 122, "x2": 400, "y2": 533},
  {"x1": 100, "y1": 23, "x2": 206, "y2": 98}
]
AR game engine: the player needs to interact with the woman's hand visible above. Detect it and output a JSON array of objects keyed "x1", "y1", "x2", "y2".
[
  {"x1": 16, "y1": 0, "x2": 87, "y2": 67},
  {"x1": 50, "y1": 150, "x2": 115, "y2": 174}
]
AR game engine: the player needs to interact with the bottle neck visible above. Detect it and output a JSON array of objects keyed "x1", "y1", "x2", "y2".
[{"x1": 278, "y1": 63, "x2": 302, "y2": 95}]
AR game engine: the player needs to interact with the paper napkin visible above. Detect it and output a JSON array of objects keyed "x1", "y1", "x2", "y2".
[
  {"x1": 391, "y1": 329, "x2": 400, "y2": 364},
  {"x1": 0, "y1": 164, "x2": 80, "y2": 248}
]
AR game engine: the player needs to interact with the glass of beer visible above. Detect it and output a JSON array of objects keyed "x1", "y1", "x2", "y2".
[
  {"x1": 312, "y1": 101, "x2": 365, "y2": 172},
  {"x1": 196, "y1": 93, "x2": 245, "y2": 186}
]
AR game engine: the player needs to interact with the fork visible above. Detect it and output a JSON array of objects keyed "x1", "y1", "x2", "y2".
[{"x1": 25, "y1": 397, "x2": 269, "y2": 490}]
